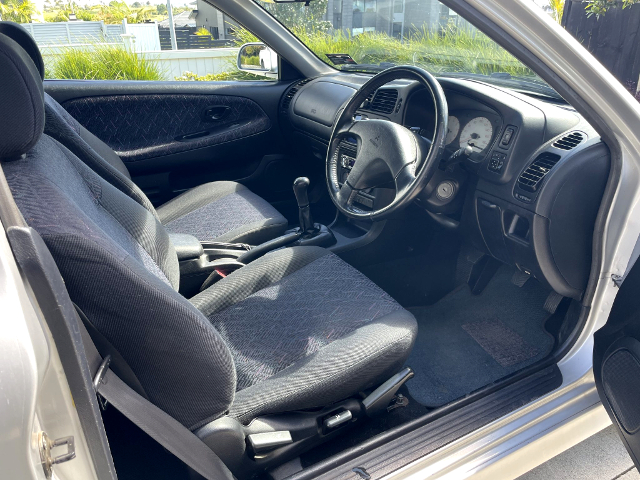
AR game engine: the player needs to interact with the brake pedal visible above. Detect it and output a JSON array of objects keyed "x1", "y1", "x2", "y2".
[{"x1": 544, "y1": 291, "x2": 564, "y2": 314}]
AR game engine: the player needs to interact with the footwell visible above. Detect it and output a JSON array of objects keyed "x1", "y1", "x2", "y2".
[{"x1": 405, "y1": 267, "x2": 555, "y2": 407}]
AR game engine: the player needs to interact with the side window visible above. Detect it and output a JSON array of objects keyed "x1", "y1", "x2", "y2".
[{"x1": 23, "y1": 1, "x2": 273, "y2": 82}]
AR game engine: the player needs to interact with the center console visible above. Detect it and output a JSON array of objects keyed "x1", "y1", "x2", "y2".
[{"x1": 175, "y1": 177, "x2": 339, "y2": 296}]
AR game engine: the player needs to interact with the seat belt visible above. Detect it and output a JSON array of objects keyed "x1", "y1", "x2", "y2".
[{"x1": 78, "y1": 320, "x2": 235, "y2": 480}]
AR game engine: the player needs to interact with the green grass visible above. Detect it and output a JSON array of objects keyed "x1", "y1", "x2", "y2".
[
  {"x1": 288, "y1": 24, "x2": 535, "y2": 77},
  {"x1": 175, "y1": 70, "x2": 267, "y2": 81},
  {"x1": 48, "y1": 45, "x2": 164, "y2": 81},
  {"x1": 46, "y1": 22, "x2": 535, "y2": 83},
  {"x1": 180, "y1": 24, "x2": 537, "y2": 82}
]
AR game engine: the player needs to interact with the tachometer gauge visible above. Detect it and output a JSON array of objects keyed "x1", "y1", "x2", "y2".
[
  {"x1": 445, "y1": 116, "x2": 460, "y2": 145},
  {"x1": 459, "y1": 117, "x2": 493, "y2": 152}
]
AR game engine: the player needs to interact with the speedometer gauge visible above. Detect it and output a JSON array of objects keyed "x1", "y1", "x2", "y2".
[
  {"x1": 445, "y1": 116, "x2": 460, "y2": 145},
  {"x1": 459, "y1": 117, "x2": 493, "y2": 152}
]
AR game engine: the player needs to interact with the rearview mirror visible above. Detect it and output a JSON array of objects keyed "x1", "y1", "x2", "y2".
[{"x1": 237, "y1": 43, "x2": 278, "y2": 78}]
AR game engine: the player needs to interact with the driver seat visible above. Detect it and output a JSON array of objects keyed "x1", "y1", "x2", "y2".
[
  {"x1": 0, "y1": 21, "x2": 289, "y2": 246},
  {"x1": 0, "y1": 32, "x2": 417, "y2": 473}
]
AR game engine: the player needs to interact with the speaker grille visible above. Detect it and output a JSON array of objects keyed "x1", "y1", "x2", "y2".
[{"x1": 603, "y1": 349, "x2": 640, "y2": 434}]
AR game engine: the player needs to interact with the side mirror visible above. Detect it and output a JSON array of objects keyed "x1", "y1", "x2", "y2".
[{"x1": 237, "y1": 42, "x2": 278, "y2": 78}]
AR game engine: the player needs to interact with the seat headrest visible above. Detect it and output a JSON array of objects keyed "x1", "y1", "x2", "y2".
[
  {"x1": 0, "y1": 33, "x2": 44, "y2": 161},
  {"x1": 0, "y1": 22, "x2": 44, "y2": 81}
]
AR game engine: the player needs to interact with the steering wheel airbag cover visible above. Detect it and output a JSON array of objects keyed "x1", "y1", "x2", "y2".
[{"x1": 326, "y1": 65, "x2": 448, "y2": 221}]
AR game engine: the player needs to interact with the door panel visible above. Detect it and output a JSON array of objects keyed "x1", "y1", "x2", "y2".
[
  {"x1": 44, "y1": 80, "x2": 322, "y2": 209},
  {"x1": 61, "y1": 93, "x2": 271, "y2": 163},
  {"x1": 594, "y1": 255, "x2": 640, "y2": 469}
]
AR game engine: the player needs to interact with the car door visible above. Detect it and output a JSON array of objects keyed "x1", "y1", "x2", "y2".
[
  {"x1": 593, "y1": 251, "x2": 640, "y2": 469},
  {"x1": 45, "y1": 80, "x2": 312, "y2": 207},
  {"x1": 39, "y1": 20, "x2": 322, "y2": 217}
]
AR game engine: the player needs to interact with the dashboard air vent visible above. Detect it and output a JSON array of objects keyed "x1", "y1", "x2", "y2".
[
  {"x1": 281, "y1": 78, "x2": 315, "y2": 113},
  {"x1": 518, "y1": 153, "x2": 561, "y2": 192},
  {"x1": 553, "y1": 131, "x2": 585, "y2": 150},
  {"x1": 369, "y1": 89, "x2": 399, "y2": 114}
]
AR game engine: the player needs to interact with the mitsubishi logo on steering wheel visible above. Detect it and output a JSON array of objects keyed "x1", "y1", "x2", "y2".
[{"x1": 370, "y1": 134, "x2": 381, "y2": 148}]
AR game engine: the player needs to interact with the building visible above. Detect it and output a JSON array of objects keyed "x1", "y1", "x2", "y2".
[
  {"x1": 325, "y1": 0, "x2": 470, "y2": 39},
  {"x1": 191, "y1": 0, "x2": 238, "y2": 40},
  {"x1": 190, "y1": 0, "x2": 471, "y2": 42},
  {"x1": 158, "y1": 10, "x2": 196, "y2": 29}
]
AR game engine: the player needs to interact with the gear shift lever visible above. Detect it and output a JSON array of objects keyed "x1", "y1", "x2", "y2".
[{"x1": 293, "y1": 177, "x2": 316, "y2": 234}]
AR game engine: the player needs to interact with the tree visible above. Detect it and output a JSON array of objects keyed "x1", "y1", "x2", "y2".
[
  {"x1": 260, "y1": 0, "x2": 331, "y2": 33},
  {"x1": 195, "y1": 27, "x2": 212, "y2": 36},
  {"x1": 584, "y1": 0, "x2": 640, "y2": 17},
  {"x1": 95, "y1": 0, "x2": 155, "y2": 24},
  {"x1": 156, "y1": 3, "x2": 166, "y2": 15},
  {"x1": 0, "y1": 0, "x2": 37, "y2": 23},
  {"x1": 548, "y1": 0, "x2": 564, "y2": 23}
]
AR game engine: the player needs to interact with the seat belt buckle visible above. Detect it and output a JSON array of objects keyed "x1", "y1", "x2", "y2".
[{"x1": 93, "y1": 354, "x2": 111, "y2": 410}]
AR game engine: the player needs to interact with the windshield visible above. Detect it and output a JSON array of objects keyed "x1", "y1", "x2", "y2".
[{"x1": 256, "y1": 0, "x2": 563, "y2": 100}]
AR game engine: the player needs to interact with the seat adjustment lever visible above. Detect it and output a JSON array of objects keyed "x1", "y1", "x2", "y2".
[
  {"x1": 362, "y1": 367, "x2": 414, "y2": 416},
  {"x1": 247, "y1": 431, "x2": 293, "y2": 454},
  {"x1": 323, "y1": 409, "x2": 353, "y2": 431}
]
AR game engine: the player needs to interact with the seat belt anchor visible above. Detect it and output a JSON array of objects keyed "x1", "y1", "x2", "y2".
[{"x1": 93, "y1": 354, "x2": 111, "y2": 410}]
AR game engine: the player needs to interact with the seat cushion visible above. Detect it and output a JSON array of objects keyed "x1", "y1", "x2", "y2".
[
  {"x1": 158, "y1": 181, "x2": 288, "y2": 245},
  {"x1": 191, "y1": 246, "x2": 417, "y2": 423}
]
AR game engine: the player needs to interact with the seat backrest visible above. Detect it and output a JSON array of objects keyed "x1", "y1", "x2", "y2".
[
  {"x1": 0, "y1": 32, "x2": 236, "y2": 430},
  {"x1": 0, "y1": 22, "x2": 159, "y2": 219}
]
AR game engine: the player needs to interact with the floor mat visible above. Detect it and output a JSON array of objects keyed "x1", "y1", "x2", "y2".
[{"x1": 405, "y1": 267, "x2": 555, "y2": 407}]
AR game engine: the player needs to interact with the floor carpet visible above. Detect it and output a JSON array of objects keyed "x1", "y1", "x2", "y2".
[{"x1": 405, "y1": 267, "x2": 555, "y2": 407}]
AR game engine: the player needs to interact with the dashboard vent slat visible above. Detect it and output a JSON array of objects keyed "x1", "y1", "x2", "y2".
[
  {"x1": 518, "y1": 153, "x2": 561, "y2": 192},
  {"x1": 281, "y1": 78, "x2": 315, "y2": 113},
  {"x1": 369, "y1": 89, "x2": 399, "y2": 114},
  {"x1": 553, "y1": 131, "x2": 585, "y2": 150}
]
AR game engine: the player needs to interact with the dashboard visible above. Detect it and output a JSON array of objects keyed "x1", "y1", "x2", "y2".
[{"x1": 279, "y1": 73, "x2": 611, "y2": 300}]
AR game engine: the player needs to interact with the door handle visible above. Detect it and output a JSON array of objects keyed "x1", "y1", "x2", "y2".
[{"x1": 203, "y1": 106, "x2": 230, "y2": 122}]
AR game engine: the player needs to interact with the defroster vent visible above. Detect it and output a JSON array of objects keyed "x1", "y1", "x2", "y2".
[{"x1": 518, "y1": 153, "x2": 561, "y2": 192}]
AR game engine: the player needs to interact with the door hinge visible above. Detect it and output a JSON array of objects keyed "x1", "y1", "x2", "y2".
[{"x1": 38, "y1": 431, "x2": 76, "y2": 479}]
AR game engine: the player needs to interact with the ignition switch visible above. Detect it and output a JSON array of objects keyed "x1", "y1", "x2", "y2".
[{"x1": 436, "y1": 181, "x2": 456, "y2": 200}]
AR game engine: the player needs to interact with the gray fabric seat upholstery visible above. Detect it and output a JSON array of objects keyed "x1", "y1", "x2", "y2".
[
  {"x1": 191, "y1": 246, "x2": 416, "y2": 423},
  {"x1": 1, "y1": 22, "x2": 287, "y2": 245},
  {"x1": 0, "y1": 28, "x2": 418, "y2": 431},
  {"x1": 157, "y1": 181, "x2": 287, "y2": 245}
]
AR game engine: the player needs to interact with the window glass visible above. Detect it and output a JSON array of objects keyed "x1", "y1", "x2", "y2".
[
  {"x1": 258, "y1": 0, "x2": 562, "y2": 100},
  {"x1": 30, "y1": 0, "x2": 271, "y2": 82}
]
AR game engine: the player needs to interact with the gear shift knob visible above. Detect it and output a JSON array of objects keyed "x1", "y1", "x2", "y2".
[
  {"x1": 292, "y1": 177, "x2": 315, "y2": 234},
  {"x1": 293, "y1": 177, "x2": 310, "y2": 208}
]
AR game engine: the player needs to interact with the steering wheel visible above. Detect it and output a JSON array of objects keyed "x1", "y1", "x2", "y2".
[{"x1": 326, "y1": 66, "x2": 448, "y2": 221}]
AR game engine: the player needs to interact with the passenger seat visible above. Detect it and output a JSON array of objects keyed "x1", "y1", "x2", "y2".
[{"x1": 0, "y1": 21, "x2": 289, "y2": 245}]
